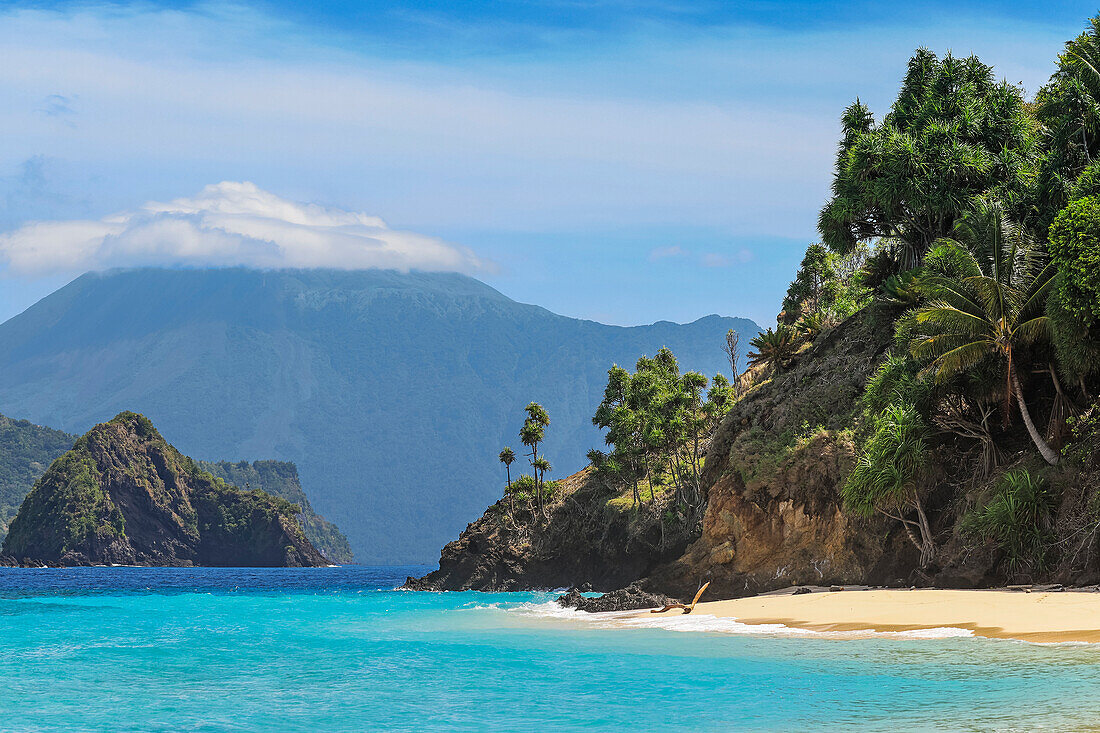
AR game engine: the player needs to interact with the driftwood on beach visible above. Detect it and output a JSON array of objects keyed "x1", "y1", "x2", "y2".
[{"x1": 652, "y1": 581, "x2": 710, "y2": 614}]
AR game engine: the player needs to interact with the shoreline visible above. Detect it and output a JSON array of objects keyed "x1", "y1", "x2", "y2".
[{"x1": 639, "y1": 588, "x2": 1100, "y2": 643}]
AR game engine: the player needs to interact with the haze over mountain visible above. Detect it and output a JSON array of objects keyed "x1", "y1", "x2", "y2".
[{"x1": 0, "y1": 268, "x2": 758, "y2": 561}]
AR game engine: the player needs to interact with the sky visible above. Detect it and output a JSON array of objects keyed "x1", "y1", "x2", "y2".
[{"x1": 0, "y1": 1, "x2": 1097, "y2": 326}]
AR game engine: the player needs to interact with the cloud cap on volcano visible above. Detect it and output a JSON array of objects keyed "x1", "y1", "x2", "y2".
[{"x1": 0, "y1": 181, "x2": 489, "y2": 276}]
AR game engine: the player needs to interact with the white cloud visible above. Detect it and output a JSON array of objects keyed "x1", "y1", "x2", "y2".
[
  {"x1": 0, "y1": 181, "x2": 489, "y2": 275},
  {"x1": 648, "y1": 245, "x2": 686, "y2": 261},
  {"x1": 0, "y1": 3, "x2": 1067, "y2": 237}
]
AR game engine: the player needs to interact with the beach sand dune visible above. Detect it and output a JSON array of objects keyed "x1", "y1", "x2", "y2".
[{"x1": 644, "y1": 589, "x2": 1100, "y2": 643}]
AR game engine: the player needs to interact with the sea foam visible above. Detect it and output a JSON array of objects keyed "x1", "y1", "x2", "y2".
[{"x1": 510, "y1": 601, "x2": 976, "y2": 640}]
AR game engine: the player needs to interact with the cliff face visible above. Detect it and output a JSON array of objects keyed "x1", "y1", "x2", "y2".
[
  {"x1": 2, "y1": 412, "x2": 326, "y2": 567},
  {"x1": 199, "y1": 460, "x2": 353, "y2": 563},
  {"x1": 644, "y1": 305, "x2": 908, "y2": 597},
  {"x1": 406, "y1": 469, "x2": 695, "y2": 591},
  {"x1": 411, "y1": 305, "x2": 916, "y2": 597}
]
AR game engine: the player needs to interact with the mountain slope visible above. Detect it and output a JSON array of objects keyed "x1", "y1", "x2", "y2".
[
  {"x1": 0, "y1": 267, "x2": 759, "y2": 562},
  {"x1": 2, "y1": 412, "x2": 326, "y2": 567},
  {"x1": 0, "y1": 412, "x2": 347, "y2": 561},
  {"x1": 199, "y1": 460, "x2": 353, "y2": 563},
  {"x1": 0, "y1": 415, "x2": 76, "y2": 538}
]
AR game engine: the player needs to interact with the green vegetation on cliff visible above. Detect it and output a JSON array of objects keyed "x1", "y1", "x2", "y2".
[
  {"x1": 587, "y1": 348, "x2": 726, "y2": 520},
  {"x1": 0, "y1": 413, "x2": 346, "y2": 561},
  {"x1": 2, "y1": 412, "x2": 326, "y2": 567},
  {"x1": 0, "y1": 415, "x2": 76, "y2": 540},
  {"x1": 418, "y1": 12, "x2": 1100, "y2": 596},
  {"x1": 819, "y1": 19, "x2": 1100, "y2": 581},
  {"x1": 199, "y1": 460, "x2": 353, "y2": 563}
]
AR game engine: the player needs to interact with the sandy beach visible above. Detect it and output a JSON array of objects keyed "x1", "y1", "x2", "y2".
[{"x1": 644, "y1": 588, "x2": 1100, "y2": 643}]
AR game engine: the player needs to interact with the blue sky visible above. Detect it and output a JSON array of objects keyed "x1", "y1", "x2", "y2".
[{"x1": 0, "y1": 1, "x2": 1096, "y2": 326}]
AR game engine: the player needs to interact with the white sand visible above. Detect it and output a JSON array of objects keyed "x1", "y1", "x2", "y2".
[{"x1": 642, "y1": 588, "x2": 1100, "y2": 642}]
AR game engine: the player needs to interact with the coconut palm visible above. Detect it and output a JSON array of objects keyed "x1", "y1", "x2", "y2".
[{"x1": 908, "y1": 199, "x2": 1059, "y2": 464}]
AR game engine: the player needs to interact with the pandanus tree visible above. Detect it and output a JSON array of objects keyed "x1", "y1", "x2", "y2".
[
  {"x1": 498, "y1": 447, "x2": 516, "y2": 514},
  {"x1": 907, "y1": 199, "x2": 1060, "y2": 464},
  {"x1": 843, "y1": 401, "x2": 937, "y2": 567},
  {"x1": 679, "y1": 371, "x2": 708, "y2": 507},
  {"x1": 818, "y1": 48, "x2": 1038, "y2": 268},
  {"x1": 781, "y1": 244, "x2": 837, "y2": 324},
  {"x1": 747, "y1": 326, "x2": 796, "y2": 375},
  {"x1": 520, "y1": 403, "x2": 550, "y2": 517},
  {"x1": 1033, "y1": 15, "x2": 1100, "y2": 228},
  {"x1": 531, "y1": 457, "x2": 551, "y2": 502},
  {"x1": 592, "y1": 365, "x2": 644, "y2": 504}
]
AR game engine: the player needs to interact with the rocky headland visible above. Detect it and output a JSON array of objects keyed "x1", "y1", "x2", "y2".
[
  {"x1": 409, "y1": 302, "x2": 1100, "y2": 608},
  {"x1": 1, "y1": 412, "x2": 327, "y2": 567},
  {"x1": 405, "y1": 468, "x2": 695, "y2": 591}
]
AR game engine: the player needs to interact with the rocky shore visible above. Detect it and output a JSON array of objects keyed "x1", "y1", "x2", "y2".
[{"x1": 409, "y1": 303, "x2": 1100, "y2": 603}]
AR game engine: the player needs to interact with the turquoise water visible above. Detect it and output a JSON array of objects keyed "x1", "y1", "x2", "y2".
[{"x1": 2, "y1": 567, "x2": 1099, "y2": 732}]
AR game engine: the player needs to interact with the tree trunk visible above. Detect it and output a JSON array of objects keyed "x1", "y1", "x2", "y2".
[
  {"x1": 1012, "y1": 370, "x2": 1060, "y2": 465},
  {"x1": 913, "y1": 499, "x2": 935, "y2": 569},
  {"x1": 691, "y1": 403, "x2": 701, "y2": 506},
  {"x1": 880, "y1": 503, "x2": 935, "y2": 569},
  {"x1": 665, "y1": 452, "x2": 681, "y2": 506},
  {"x1": 533, "y1": 443, "x2": 543, "y2": 519},
  {"x1": 642, "y1": 453, "x2": 654, "y2": 502}
]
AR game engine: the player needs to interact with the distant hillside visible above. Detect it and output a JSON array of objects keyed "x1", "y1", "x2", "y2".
[
  {"x1": 0, "y1": 413, "x2": 345, "y2": 561},
  {"x1": 0, "y1": 415, "x2": 76, "y2": 538},
  {"x1": 199, "y1": 460, "x2": 353, "y2": 563},
  {"x1": 2, "y1": 412, "x2": 326, "y2": 567},
  {"x1": 0, "y1": 267, "x2": 759, "y2": 562}
]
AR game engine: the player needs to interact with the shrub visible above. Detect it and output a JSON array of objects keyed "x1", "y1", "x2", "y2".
[
  {"x1": 964, "y1": 469, "x2": 1054, "y2": 571},
  {"x1": 842, "y1": 400, "x2": 936, "y2": 567},
  {"x1": 1048, "y1": 196, "x2": 1100, "y2": 326}
]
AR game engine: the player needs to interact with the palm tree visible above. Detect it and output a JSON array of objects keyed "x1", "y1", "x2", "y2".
[
  {"x1": 908, "y1": 200, "x2": 1059, "y2": 464},
  {"x1": 499, "y1": 447, "x2": 516, "y2": 514},
  {"x1": 531, "y1": 457, "x2": 551, "y2": 507},
  {"x1": 521, "y1": 403, "x2": 549, "y2": 517},
  {"x1": 1060, "y1": 16, "x2": 1100, "y2": 162},
  {"x1": 747, "y1": 326, "x2": 796, "y2": 374}
]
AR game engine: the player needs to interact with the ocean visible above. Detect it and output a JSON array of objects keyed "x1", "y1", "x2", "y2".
[{"x1": 1, "y1": 566, "x2": 1098, "y2": 732}]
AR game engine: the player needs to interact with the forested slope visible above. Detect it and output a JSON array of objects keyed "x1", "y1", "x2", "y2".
[{"x1": 416, "y1": 17, "x2": 1100, "y2": 598}]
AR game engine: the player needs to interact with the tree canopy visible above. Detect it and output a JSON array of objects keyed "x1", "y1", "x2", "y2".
[
  {"x1": 590, "y1": 348, "x2": 727, "y2": 514},
  {"x1": 818, "y1": 48, "x2": 1039, "y2": 268}
]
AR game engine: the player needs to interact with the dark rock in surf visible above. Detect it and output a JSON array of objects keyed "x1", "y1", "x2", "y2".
[{"x1": 558, "y1": 583, "x2": 678, "y2": 613}]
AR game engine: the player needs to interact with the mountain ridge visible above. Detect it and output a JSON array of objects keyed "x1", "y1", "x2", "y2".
[{"x1": 0, "y1": 266, "x2": 759, "y2": 562}]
